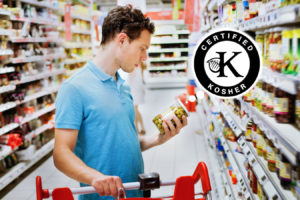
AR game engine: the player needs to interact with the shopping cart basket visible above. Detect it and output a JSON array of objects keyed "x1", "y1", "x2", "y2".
[{"x1": 36, "y1": 161, "x2": 211, "y2": 200}]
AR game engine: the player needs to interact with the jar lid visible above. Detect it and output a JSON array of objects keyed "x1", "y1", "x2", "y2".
[{"x1": 176, "y1": 98, "x2": 190, "y2": 116}]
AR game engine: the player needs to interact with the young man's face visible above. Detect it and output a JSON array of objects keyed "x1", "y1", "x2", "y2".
[{"x1": 119, "y1": 29, "x2": 151, "y2": 73}]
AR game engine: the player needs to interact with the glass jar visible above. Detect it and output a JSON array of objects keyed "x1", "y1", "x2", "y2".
[
  {"x1": 280, "y1": 154, "x2": 292, "y2": 190},
  {"x1": 267, "y1": 139, "x2": 277, "y2": 172},
  {"x1": 252, "y1": 123, "x2": 257, "y2": 148},
  {"x1": 291, "y1": 166, "x2": 300, "y2": 196},
  {"x1": 255, "y1": 81, "x2": 263, "y2": 111},
  {"x1": 245, "y1": 120, "x2": 253, "y2": 142},
  {"x1": 153, "y1": 99, "x2": 189, "y2": 134},
  {"x1": 262, "y1": 133, "x2": 268, "y2": 160},
  {"x1": 296, "y1": 85, "x2": 300, "y2": 129},
  {"x1": 256, "y1": 127, "x2": 264, "y2": 157},
  {"x1": 276, "y1": 149, "x2": 281, "y2": 178},
  {"x1": 274, "y1": 87, "x2": 295, "y2": 123},
  {"x1": 266, "y1": 83, "x2": 274, "y2": 117},
  {"x1": 292, "y1": 29, "x2": 300, "y2": 76},
  {"x1": 282, "y1": 29, "x2": 293, "y2": 74},
  {"x1": 262, "y1": 81, "x2": 268, "y2": 114}
]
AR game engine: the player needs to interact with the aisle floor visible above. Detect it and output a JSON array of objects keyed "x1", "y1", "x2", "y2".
[{"x1": 2, "y1": 88, "x2": 209, "y2": 200}]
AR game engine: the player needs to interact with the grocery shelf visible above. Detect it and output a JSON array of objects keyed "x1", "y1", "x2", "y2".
[
  {"x1": 0, "y1": 139, "x2": 54, "y2": 191},
  {"x1": 10, "y1": 53, "x2": 65, "y2": 64},
  {"x1": 0, "y1": 29, "x2": 12, "y2": 36},
  {"x1": 245, "y1": 141, "x2": 295, "y2": 200},
  {"x1": 63, "y1": 43, "x2": 92, "y2": 49},
  {"x1": 0, "y1": 49, "x2": 13, "y2": 56},
  {"x1": 10, "y1": 16, "x2": 59, "y2": 26},
  {"x1": 242, "y1": 101, "x2": 300, "y2": 165},
  {"x1": 0, "y1": 8, "x2": 11, "y2": 16},
  {"x1": 25, "y1": 123, "x2": 54, "y2": 141},
  {"x1": 20, "y1": 85, "x2": 60, "y2": 104},
  {"x1": 18, "y1": 0, "x2": 57, "y2": 9},
  {"x1": 0, "y1": 67, "x2": 14, "y2": 74},
  {"x1": 71, "y1": 14, "x2": 90, "y2": 21},
  {"x1": 0, "y1": 123, "x2": 19, "y2": 136},
  {"x1": 0, "y1": 85, "x2": 16, "y2": 94},
  {"x1": 148, "y1": 66, "x2": 186, "y2": 71},
  {"x1": 10, "y1": 37, "x2": 63, "y2": 43},
  {"x1": 239, "y1": 4, "x2": 300, "y2": 31},
  {"x1": 0, "y1": 102, "x2": 17, "y2": 113},
  {"x1": 63, "y1": 57, "x2": 89, "y2": 65},
  {"x1": 71, "y1": 29, "x2": 92, "y2": 35},
  {"x1": 15, "y1": 69, "x2": 65, "y2": 85},
  {"x1": 151, "y1": 39, "x2": 189, "y2": 44},
  {"x1": 148, "y1": 57, "x2": 188, "y2": 62},
  {"x1": 148, "y1": 48, "x2": 189, "y2": 53},
  {"x1": 261, "y1": 67, "x2": 298, "y2": 95},
  {"x1": 0, "y1": 145, "x2": 15, "y2": 161},
  {"x1": 144, "y1": 76, "x2": 187, "y2": 88},
  {"x1": 154, "y1": 30, "x2": 190, "y2": 35},
  {"x1": 20, "y1": 104, "x2": 55, "y2": 125},
  {"x1": 224, "y1": 139, "x2": 255, "y2": 200}
]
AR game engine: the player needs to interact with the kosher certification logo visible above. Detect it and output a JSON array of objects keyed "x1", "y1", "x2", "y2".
[{"x1": 193, "y1": 29, "x2": 261, "y2": 98}]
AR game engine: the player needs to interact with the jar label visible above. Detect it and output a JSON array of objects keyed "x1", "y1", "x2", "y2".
[
  {"x1": 296, "y1": 100, "x2": 300, "y2": 116},
  {"x1": 274, "y1": 97, "x2": 289, "y2": 113},
  {"x1": 280, "y1": 162, "x2": 292, "y2": 179},
  {"x1": 267, "y1": 146, "x2": 276, "y2": 163}
]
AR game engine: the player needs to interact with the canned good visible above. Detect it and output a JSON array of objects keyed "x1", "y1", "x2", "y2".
[{"x1": 152, "y1": 99, "x2": 189, "y2": 134}]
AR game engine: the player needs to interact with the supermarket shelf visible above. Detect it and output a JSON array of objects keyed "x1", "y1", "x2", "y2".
[
  {"x1": 0, "y1": 145, "x2": 16, "y2": 160},
  {"x1": 262, "y1": 67, "x2": 298, "y2": 95},
  {"x1": 0, "y1": 85, "x2": 16, "y2": 94},
  {"x1": 15, "y1": 69, "x2": 65, "y2": 85},
  {"x1": 71, "y1": 29, "x2": 92, "y2": 35},
  {"x1": 20, "y1": 104, "x2": 55, "y2": 125},
  {"x1": 148, "y1": 66, "x2": 186, "y2": 71},
  {"x1": 0, "y1": 29, "x2": 12, "y2": 36},
  {"x1": 25, "y1": 123, "x2": 54, "y2": 141},
  {"x1": 245, "y1": 141, "x2": 295, "y2": 200},
  {"x1": 10, "y1": 37, "x2": 63, "y2": 43},
  {"x1": 71, "y1": 14, "x2": 90, "y2": 21},
  {"x1": 148, "y1": 57, "x2": 188, "y2": 62},
  {"x1": 63, "y1": 43, "x2": 92, "y2": 49},
  {"x1": 150, "y1": 39, "x2": 189, "y2": 44},
  {"x1": 148, "y1": 48, "x2": 189, "y2": 53},
  {"x1": 10, "y1": 16, "x2": 58, "y2": 26},
  {"x1": 0, "y1": 49, "x2": 14, "y2": 56},
  {"x1": 223, "y1": 139, "x2": 255, "y2": 200},
  {"x1": 0, "y1": 85, "x2": 59, "y2": 113},
  {"x1": 21, "y1": 85, "x2": 60, "y2": 104},
  {"x1": 0, "y1": 102, "x2": 17, "y2": 113},
  {"x1": 0, "y1": 9, "x2": 11, "y2": 16},
  {"x1": 18, "y1": 0, "x2": 57, "y2": 9},
  {"x1": 239, "y1": 4, "x2": 300, "y2": 31},
  {"x1": 0, "y1": 67, "x2": 14, "y2": 74},
  {"x1": 0, "y1": 123, "x2": 19, "y2": 136},
  {"x1": 154, "y1": 30, "x2": 190, "y2": 35},
  {"x1": 242, "y1": 101, "x2": 300, "y2": 165},
  {"x1": 63, "y1": 58, "x2": 89, "y2": 65},
  {"x1": 0, "y1": 139, "x2": 54, "y2": 191},
  {"x1": 144, "y1": 76, "x2": 187, "y2": 88},
  {"x1": 10, "y1": 53, "x2": 66, "y2": 64}
]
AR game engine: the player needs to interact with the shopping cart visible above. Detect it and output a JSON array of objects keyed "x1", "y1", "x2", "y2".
[{"x1": 36, "y1": 161, "x2": 211, "y2": 200}]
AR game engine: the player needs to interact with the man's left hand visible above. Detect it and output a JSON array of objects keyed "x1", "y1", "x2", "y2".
[{"x1": 156, "y1": 115, "x2": 188, "y2": 145}]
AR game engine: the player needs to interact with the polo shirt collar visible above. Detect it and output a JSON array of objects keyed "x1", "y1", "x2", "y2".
[{"x1": 87, "y1": 60, "x2": 125, "y2": 84}]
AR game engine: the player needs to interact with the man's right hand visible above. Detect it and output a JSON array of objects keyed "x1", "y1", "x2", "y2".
[{"x1": 91, "y1": 175, "x2": 124, "y2": 198}]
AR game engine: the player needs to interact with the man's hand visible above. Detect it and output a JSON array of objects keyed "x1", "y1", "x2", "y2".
[
  {"x1": 156, "y1": 115, "x2": 188, "y2": 145},
  {"x1": 91, "y1": 175, "x2": 124, "y2": 198}
]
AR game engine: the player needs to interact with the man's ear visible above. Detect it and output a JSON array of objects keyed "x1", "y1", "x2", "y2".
[{"x1": 117, "y1": 32, "x2": 129, "y2": 46}]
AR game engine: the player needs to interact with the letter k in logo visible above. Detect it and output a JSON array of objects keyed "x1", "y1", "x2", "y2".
[{"x1": 215, "y1": 52, "x2": 243, "y2": 78}]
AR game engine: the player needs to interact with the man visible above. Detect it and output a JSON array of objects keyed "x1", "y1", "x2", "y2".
[{"x1": 53, "y1": 5, "x2": 187, "y2": 200}]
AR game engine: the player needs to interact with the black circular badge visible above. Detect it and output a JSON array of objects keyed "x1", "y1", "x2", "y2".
[{"x1": 194, "y1": 29, "x2": 261, "y2": 98}]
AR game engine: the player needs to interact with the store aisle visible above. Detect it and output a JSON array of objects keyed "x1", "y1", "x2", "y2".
[{"x1": 2, "y1": 88, "x2": 209, "y2": 200}]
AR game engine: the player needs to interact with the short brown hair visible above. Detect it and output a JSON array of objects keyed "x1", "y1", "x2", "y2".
[{"x1": 101, "y1": 5, "x2": 155, "y2": 45}]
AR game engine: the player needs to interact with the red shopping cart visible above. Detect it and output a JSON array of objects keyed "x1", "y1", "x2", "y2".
[{"x1": 36, "y1": 162, "x2": 211, "y2": 200}]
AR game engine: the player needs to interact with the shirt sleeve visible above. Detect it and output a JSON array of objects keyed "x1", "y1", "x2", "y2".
[{"x1": 55, "y1": 82, "x2": 83, "y2": 130}]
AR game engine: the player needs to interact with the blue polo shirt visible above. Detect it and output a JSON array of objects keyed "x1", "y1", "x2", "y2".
[{"x1": 55, "y1": 60, "x2": 144, "y2": 200}]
